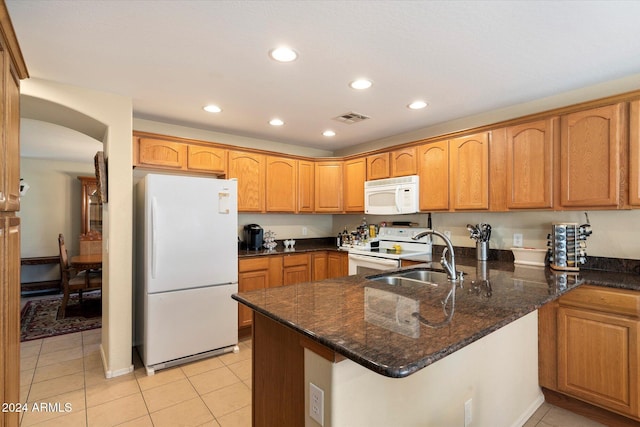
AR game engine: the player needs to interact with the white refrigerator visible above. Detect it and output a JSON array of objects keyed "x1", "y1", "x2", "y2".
[{"x1": 135, "y1": 173, "x2": 238, "y2": 375}]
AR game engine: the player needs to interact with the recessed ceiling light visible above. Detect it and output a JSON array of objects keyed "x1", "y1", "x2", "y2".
[
  {"x1": 203, "y1": 104, "x2": 222, "y2": 113},
  {"x1": 269, "y1": 47, "x2": 298, "y2": 63},
  {"x1": 322, "y1": 130, "x2": 336, "y2": 137},
  {"x1": 349, "y1": 79, "x2": 373, "y2": 90},
  {"x1": 408, "y1": 101, "x2": 428, "y2": 110},
  {"x1": 269, "y1": 118, "x2": 284, "y2": 126}
]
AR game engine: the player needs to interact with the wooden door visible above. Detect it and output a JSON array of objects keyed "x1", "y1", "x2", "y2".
[
  {"x1": 312, "y1": 252, "x2": 328, "y2": 281},
  {"x1": 137, "y1": 138, "x2": 186, "y2": 169},
  {"x1": 630, "y1": 100, "x2": 640, "y2": 207},
  {"x1": 186, "y1": 145, "x2": 226, "y2": 174},
  {"x1": 558, "y1": 306, "x2": 639, "y2": 417},
  {"x1": 298, "y1": 160, "x2": 314, "y2": 212},
  {"x1": 450, "y1": 132, "x2": 489, "y2": 210},
  {"x1": 344, "y1": 157, "x2": 366, "y2": 212},
  {"x1": 560, "y1": 103, "x2": 625, "y2": 208},
  {"x1": 367, "y1": 153, "x2": 390, "y2": 180},
  {"x1": 228, "y1": 150, "x2": 265, "y2": 212},
  {"x1": 266, "y1": 156, "x2": 297, "y2": 212},
  {"x1": 314, "y1": 161, "x2": 343, "y2": 212},
  {"x1": 506, "y1": 118, "x2": 557, "y2": 209},
  {"x1": 391, "y1": 147, "x2": 417, "y2": 177},
  {"x1": 418, "y1": 140, "x2": 449, "y2": 211}
]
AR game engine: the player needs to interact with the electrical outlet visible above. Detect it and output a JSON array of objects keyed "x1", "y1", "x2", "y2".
[
  {"x1": 302, "y1": 226, "x2": 308, "y2": 236},
  {"x1": 444, "y1": 230, "x2": 451, "y2": 239},
  {"x1": 464, "y1": 398, "x2": 472, "y2": 426},
  {"x1": 309, "y1": 383, "x2": 324, "y2": 425},
  {"x1": 513, "y1": 233, "x2": 523, "y2": 247}
]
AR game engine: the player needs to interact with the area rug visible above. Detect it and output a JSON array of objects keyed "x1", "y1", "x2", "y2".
[{"x1": 20, "y1": 291, "x2": 102, "y2": 342}]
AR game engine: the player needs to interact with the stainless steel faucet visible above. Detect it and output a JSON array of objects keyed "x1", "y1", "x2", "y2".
[{"x1": 412, "y1": 229, "x2": 462, "y2": 282}]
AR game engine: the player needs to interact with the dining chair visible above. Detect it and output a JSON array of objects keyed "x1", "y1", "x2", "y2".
[{"x1": 58, "y1": 233, "x2": 102, "y2": 318}]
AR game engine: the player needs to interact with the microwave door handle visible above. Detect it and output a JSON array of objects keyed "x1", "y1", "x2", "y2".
[{"x1": 395, "y1": 186, "x2": 401, "y2": 213}]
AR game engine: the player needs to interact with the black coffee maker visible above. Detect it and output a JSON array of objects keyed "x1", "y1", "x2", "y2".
[{"x1": 244, "y1": 224, "x2": 263, "y2": 250}]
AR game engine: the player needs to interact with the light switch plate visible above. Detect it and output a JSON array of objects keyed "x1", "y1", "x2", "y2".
[{"x1": 513, "y1": 233, "x2": 523, "y2": 247}]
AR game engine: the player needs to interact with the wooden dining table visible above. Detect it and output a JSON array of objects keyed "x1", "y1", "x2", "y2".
[{"x1": 70, "y1": 254, "x2": 102, "y2": 286}]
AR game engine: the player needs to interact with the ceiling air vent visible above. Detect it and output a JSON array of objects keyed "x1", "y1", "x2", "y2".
[{"x1": 333, "y1": 111, "x2": 371, "y2": 124}]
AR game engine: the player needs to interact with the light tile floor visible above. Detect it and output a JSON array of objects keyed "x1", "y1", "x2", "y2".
[
  {"x1": 19, "y1": 328, "x2": 606, "y2": 427},
  {"x1": 19, "y1": 329, "x2": 252, "y2": 426}
]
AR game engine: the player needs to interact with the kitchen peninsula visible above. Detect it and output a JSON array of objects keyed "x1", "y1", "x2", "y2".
[{"x1": 233, "y1": 259, "x2": 640, "y2": 427}]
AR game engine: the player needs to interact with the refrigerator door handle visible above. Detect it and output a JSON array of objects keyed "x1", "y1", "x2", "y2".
[{"x1": 151, "y1": 196, "x2": 158, "y2": 279}]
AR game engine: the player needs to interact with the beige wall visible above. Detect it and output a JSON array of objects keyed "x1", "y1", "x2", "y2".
[
  {"x1": 335, "y1": 210, "x2": 640, "y2": 260},
  {"x1": 22, "y1": 78, "x2": 134, "y2": 378},
  {"x1": 18, "y1": 158, "x2": 96, "y2": 282},
  {"x1": 305, "y1": 311, "x2": 542, "y2": 426},
  {"x1": 133, "y1": 118, "x2": 333, "y2": 158}
]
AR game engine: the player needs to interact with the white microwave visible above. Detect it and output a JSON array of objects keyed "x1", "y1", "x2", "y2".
[{"x1": 364, "y1": 175, "x2": 419, "y2": 215}]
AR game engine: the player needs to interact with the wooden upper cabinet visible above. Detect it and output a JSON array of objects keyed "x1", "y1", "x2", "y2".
[
  {"x1": 367, "y1": 153, "x2": 390, "y2": 180},
  {"x1": 315, "y1": 161, "x2": 343, "y2": 212},
  {"x1": 343, "y1": 157, "x2": 366, "y2": 212},
  {"x1": 560, "y1": 103, "x2": 625, "y2": 208},
  {"x1": 298, "y1": 160, "x2": 314, "y2": 212},
  {"x1": 449, "y1": 132, "x2": 489, "y2": 210},
  {"x1": 1, "y1": 61, "x2": 21, "y2": 212},
  {"x1": 265, "y1": 156, "x2": 297, "y2": 212},
  {"x1": 137, "y1": 138, "x2": 186, "y2": 169},
  {"x1": 506, "y1": 118, "x2": 557, "y2": 209},
  {"x1": 186, "y1": 145, "x2": 226, "y2": 175},
  {"x1": 417, "y1": 141, "x2": 449, "y2": 211},
  {"x1": 391, "y1": 147, "x2": 417, "y2": 177},
  {"x1": 228, "y1": 150, "x2": 265, "y2": 212},
  {"x1": 630, "y1": 100, "x2": 640, "y2": 207}
]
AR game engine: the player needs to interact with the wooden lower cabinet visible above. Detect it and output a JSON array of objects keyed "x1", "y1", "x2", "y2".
[
  {"x1": 327, "y1": 251, "x2": 348, "y2": 278},
  {"x1": 312, "y1": 252, "x2": 328, "y2": 281},
  {"x1": 238, "y1": 258, "x2": 270, "y2": 329},
  {"x1": 283, "y1": 253, "x2": 310, "y2": 286},
  {"x1": 539, "y1": 285, "x2": 640, "y2": 422}
]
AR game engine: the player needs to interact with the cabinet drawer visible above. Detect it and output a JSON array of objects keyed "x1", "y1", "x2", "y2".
[
  {"x1": 560, "y1": 285, "x2": 640, "y2": 318},
  {"x1": 239, "y1": 257, "x2": 270, "y2": 272},
  {"x1": 283, "y1": 253, "x2": 309, "y2": 267}
]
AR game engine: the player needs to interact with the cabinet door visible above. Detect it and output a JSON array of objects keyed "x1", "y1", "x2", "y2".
[
  {"x1": 138, "y1": 138, "x2": 186, "y2": 169},
  {"x1": 450, "y1": 133, "x2": 489, "y2": 210},
  {"x1": 312, "y1": 252, "x2": 328, "y2": 281},
  {"x1": 327, "y1": 252, "x2": 347, "y2": 278},
  {"x1": 266, "y1": 156, "x2": 297, "y2": 212},
  {"x1": 298, "y1": 160, "x2": 315, "y2": 212},
  {"x1": 314, "y1": 161, "x2": 343, "y2": 212},
  {"x1": 506, "y1": 118, "x2": 556, "y2": 209},
  {"x1": 558, "y1": 306, "x2": 639, "y2": 417},
  {"x1": 1, "y1": 62, "x2": 20, "y2": 212},
  {"x1": 228, "y1": 150, "x2": 265, "y2": 212},
  {"x1": 238, "y1": 267, "x2": 269, "y2": 328},
  {"x1": 391, "y1": 147, "x2": 417, "y2": 177},
  {"x1": 630, "y1": 100, "x2": 640, "y2": 207},
  {"x1": 560, "y1": 103, "x2": 624, "y2": 208},
  {"x1": 344, "y1": 158, "x2": 366, "y2": 212},
  {"x1": 367, "y1": 153, "x2": 390, "y2": 180},
  {"x1": 186, "y1": 145, "x2": 226, "y2": 174},
  {"x1": 283, "y1": 254, "x2": 310, "y2": 286},
  {"x1": 1, "y1": 216, "x2": 20, "y2": 426},
  {"x1": 418, "y1": 141, "x2": 449, "y2": 211}
]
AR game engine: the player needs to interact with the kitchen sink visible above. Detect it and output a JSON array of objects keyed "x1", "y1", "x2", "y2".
[{"x1": 367, "y1": 268, "x2": 458, "y2": 287}]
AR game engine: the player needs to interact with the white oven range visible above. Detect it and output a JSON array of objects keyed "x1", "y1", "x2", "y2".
[{"x1": 347, "y1": 226, "x2": 432, "y2": 275}]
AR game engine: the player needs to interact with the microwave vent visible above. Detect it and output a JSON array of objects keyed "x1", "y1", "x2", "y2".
[{"x1": 333, "y1": 111, "x2": 370, "y2": 124}]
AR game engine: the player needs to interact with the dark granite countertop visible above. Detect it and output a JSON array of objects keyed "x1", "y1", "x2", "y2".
[
  {"x1": 234, "y1": 250, "x2": 640, "y2": 378},
  {"x1": 238, "y1": 237, "x2": 342, "y2": 258}
]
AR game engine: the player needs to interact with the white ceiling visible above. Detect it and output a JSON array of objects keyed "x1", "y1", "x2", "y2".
[{"x1": 7, "y1": 0, "x2": 640, "y2": 154}]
